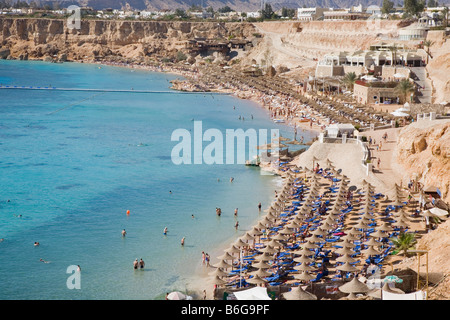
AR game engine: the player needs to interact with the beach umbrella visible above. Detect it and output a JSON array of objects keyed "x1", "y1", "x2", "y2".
[
  {"x1": 213, "y1": 260, "x2": 233, "y2": 269},
  {"x1": 340, "y1": 238, "x2": 356, "y2": 248},
  {"x1": 303, "y1": 241, "x2": 319, "y2": 249},
  {"x1": 279, "y1": 227, "x2": 296, "y2": 235},
  {"x1": 353, "y1": 220, "x2": 368, "y2": 230},
  {"x1": 293, "y1": 271, "x2": 316, "y2": 282},
  {"x1": 217, "y1": 252, "x2": 235, "y2": 261},
  {"x1": 241, "y1": 232, "x2": 255, "y2": 242},
  {"x1": 335, "y1": 246, "x2": 355, "y2": 256},
  {"x1": 338, "y1": 277, "x2": 370, "y2": 294},
  {"x1": 259, "y1": 245, "x2": 277, "y2": 254},
  {"x1": 226, "y1": 245, "x2": 241, "y2": 254},
  {"x1": 266, "y1": 239, "x2": 283, "y2": 248},
  {"x1": 255, "y1": 253, "x2": 273, "y2": 262},
  {"x1": 362, "y1": 246, "x2": 381, "y2": 256},
  {"x1": 370, "y1": 230, "x2": 388, "y2": 238},
  {"x1": 376, "y1": 222, "x2": 394, "y2": 232},
  {"x1": 251, "y1": 260, "x2": 272, "y2": 269},
  {"x1": 392, "y1": 218, "x2": 409, "y2": 228},
  {"x1": 311, "y1": 227, "x2": 328, "y2": 236},
  {"x1": 249, "y1": 268, "x2": 272, "y2": 278},
  {"x1": 250, "y1": 227, "x2": 263, "y2": 235},
  {"x1": 347, "y1": 227, "x2": 363, "y2": 236},
  {"x1": 340, "y1": 233, "x2": 359, "y2": 241},
  {"x1": 293, "y1": 247, "x2": 314, "y2": 257},
  {"x1": 336, "y1": 254, "x2": 358, "y2": 264},
  {"x1": 246, "y1": 274, "x2": 268, "y2": 285},
  {"x1": 208, "y1": 268, "x2": 229, "y2": 277},
  {"x1": 336, "y1": 262, "x2": 359, "y2": 273},
  {"x1": 293, "y1": 255, "x2": 315, "y2": 264},
  {"x1": 294, "y1": 263, "x2": 316, "y2": 272},
  {"x1": 272, "y1": 233, "x2": 289, "y2": 241},
  {"x1": 363, "y1": 238, "x2": 380, "y2": 247},
  {"x1": 212, "y1": 275, "x2": 228, "y2": 286},
  {"x1": 282, "y1": 285, "x2": 317, "y2": 300},
  {"x1": 233, "y1": 238, "x2": 249, "y2": 248},
  {"x1": 306, "y1": 234, "x2": 324, "y2": 243}
]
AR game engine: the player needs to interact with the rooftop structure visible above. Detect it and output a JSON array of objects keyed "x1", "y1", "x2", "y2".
[{"x1": 297, "y1": 7, "x2": 327, "y2": 21}]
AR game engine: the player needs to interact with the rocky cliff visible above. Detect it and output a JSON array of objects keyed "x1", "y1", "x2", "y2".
[
  {"x1": 0, "y1": 18, "x2": 257, "y2": 62},
  {"x1": 396, "y1": 119, "x2": 450, "y2": 203}
]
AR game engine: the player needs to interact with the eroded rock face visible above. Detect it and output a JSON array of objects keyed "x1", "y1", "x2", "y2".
[
  {"x1": 0, "y1": 18, "x2": 257, "y2": 62},
  {"x1": 396, "y1": 121, "x2": 450, "y2": 203}
]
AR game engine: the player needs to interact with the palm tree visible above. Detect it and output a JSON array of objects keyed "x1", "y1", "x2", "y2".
[
  {"x1": 389, "y1": 44, "x2": 399, "y2": 66},
  {"x1": 343, "y1": 72, "x2": 357, "y2": 90},
  {"x1": 395, "y1": 79, "x2": 415, "y2": 103},
  {"x1": 391, "y1": 232, "x2": 417, "y2": 257},
  {"x1": 442, "y1": 6, "x2": 449, "y2": 28},
  {"x1": 423, "y1": 40, "x2": 434, "y2": 64}
]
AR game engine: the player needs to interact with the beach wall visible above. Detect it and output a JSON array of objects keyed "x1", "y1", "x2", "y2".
[{"x1": 0, "y1": 18, "x2": 257, "y2": 62}]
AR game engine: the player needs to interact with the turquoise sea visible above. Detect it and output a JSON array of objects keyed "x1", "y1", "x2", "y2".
[{"x1": 0, "y1": 60, "x2": 314, "y2": 299}]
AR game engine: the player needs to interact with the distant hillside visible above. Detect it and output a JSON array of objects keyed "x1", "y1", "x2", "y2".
[{"x1": 30, "y1": 0, "x2": 385, "y2": 11}]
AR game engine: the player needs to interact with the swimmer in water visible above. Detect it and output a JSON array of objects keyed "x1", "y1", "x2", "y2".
[
  {"x1": 181, "y1": 237, "x2": 185, "y2": 246},
  {"x1": 234, "y1": 208, "x2": 238, "y2": 217},
  {"x1": 40, "y1": 258, "x2": 50, "y2": 263},
  {"x1": 163, "y1": 227, "x2": 168, "y2": 235},
  {"x1": 122, "y1": 229, "x2": 127, "y2": 237}
]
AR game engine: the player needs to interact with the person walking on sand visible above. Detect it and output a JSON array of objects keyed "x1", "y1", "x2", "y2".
[
  {"x1": 202, "y1": 251, "x2": 206, "y2": 264},
  {"x1": 377, "y1": 158, "x2": 381, "y2": 169}
]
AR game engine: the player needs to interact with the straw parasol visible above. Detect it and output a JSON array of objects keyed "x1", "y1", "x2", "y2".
[
  {"x1": 293, "y1": 271, "x2": 316, "y2": 282},
  {"x1": 294, "y1": 255, "x2": 315, "y2": 264},
  {"x1": 370, "y1": 229, "x2": 388, "y2": 238},
  {"x1": 212, "y1": 275, "x2": 228, "y2": 286},
  {"x1": 208, "y1": 267, "x2": 229, "y2": 277},
  {"x1": 338, "y1": 277, "x2": 370, "y2": 294},
  {"x1": 246, "y1": 274, "x2": 268, "y2": 285},
  {"x1": 306, "y1": 234, "x2": 324, "y2": 243},
  {"x1": 259, "y1": 245, "x2": 277, "y2": 254},
  {"x1": 303, "y1": 241, "x2": 319, "y2": 249},
  {"x1": 293, "y1": 247, "x2": 314, "y2": 257},
  {"x1": 336, "y1": 262, "x2": 359, "y2": 273},
  {"x1": 362, "y1": 246, "x2": 381, "y2": 256},
  {"x1": 376, "y1": 222, "x2": 394, "y2": 232},
  {"x1": 255, "y1": 253, "x2": 273, "y2": 261},
  {"x1": 213, "y1": 260, "x2": 233, "y2": 269},
  {"x1": 336, "y1": 253, "x2": 358, "y2": 264},
  {"x1": 251, "y1": 260, "x2": 272, "y2": 269},
  {"x1": 266, "y1": 239, "x2": 283, "y2": 248},
  {"x1": 217, "y1": 251, "x2": 236, "y2": 261},
  {"x1": 233, "y1": 238, "x2": 249, "y2": 248},
  {"x1": 248, "y1": 268, "x2": 272, "y2": 278},
  {"x1": 282, "y1": 285, "x2": 318, "y2": 300},
  {"x1": 363, "y1": 237, "x2": 380, "y2": 247},
  {"x1": 335, "y1": 246, "x2": 355, "y2": 256},
  {"x1": 294, "y1": 263, "x2": 316, "y2": 272}
]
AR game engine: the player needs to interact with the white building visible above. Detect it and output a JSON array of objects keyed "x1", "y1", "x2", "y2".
[{"x1": 297, "y1": 7, "x2": 327, "y2": 21}]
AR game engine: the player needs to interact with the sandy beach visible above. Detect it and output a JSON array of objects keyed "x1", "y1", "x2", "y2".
[{"x1": 67, "y1": 58, "x2": 448, "y2": 300}]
